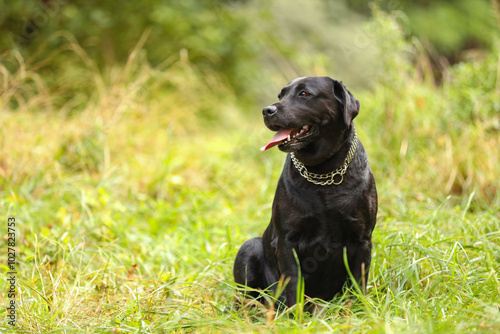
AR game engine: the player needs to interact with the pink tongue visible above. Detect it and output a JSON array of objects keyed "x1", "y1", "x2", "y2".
[{"x1": 260, "y1": 128, "x2": 293, "y2": 151}]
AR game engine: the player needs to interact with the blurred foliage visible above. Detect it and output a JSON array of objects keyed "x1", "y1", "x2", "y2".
[
  {"x1": 347, "y1": 0, "x2": 498, "y2": 59},
  {"x1": 445, "y1": 41, "x2": 500, "y2": 123},
  {"x1": 0, "y1": 0, "x2": 266, "y2": 96},
  {"x1": 1, "y1": 1, "x2": 499, "y2": 204},
  {"x1": 1, "y1": 0, "x2": 499, "y2": 99},
  {"x1": 1, "y1": 7, "x2": 499, "y2": 204}
]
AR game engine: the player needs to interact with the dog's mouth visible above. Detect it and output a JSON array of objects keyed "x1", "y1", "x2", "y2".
[{"x1": 260, "y1": 125, "x2": 313, "y2": 152}]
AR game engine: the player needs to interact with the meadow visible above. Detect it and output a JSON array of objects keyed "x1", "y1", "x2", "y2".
[{"x1": 1, "y1": 10, "x2": 500, "y2": 333}]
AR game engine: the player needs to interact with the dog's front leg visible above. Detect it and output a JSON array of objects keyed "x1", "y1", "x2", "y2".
[
  {"x1": 347, "y1": 240, "x2": 373, "y2": 293},
  {"x1": 277, "y1": 242, "x2": 300, "y2": 307}
]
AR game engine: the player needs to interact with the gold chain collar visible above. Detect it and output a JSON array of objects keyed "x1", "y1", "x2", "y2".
[{"x1": 290, "y1": 129, "x2": 358, "y2": 186}]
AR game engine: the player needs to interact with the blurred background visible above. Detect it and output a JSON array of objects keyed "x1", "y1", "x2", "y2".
[
  {"x1": 2, "y1": 0, "x2": 499, "y2": 94},
  {"x1": 2, "y1": 0, "x2": 499, "y2": 205},
  {"x1": 1, "y1": 1, "x2": 500, "y2": 330}
]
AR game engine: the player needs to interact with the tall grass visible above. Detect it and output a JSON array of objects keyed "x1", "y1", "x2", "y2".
[{"x1": 1, "y1": 11, "x2": 499, "y2": 333}]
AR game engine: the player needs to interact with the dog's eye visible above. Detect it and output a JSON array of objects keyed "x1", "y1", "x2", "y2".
[{"x1": 299, "y1": 91, "x2": 309, "y2": 97}]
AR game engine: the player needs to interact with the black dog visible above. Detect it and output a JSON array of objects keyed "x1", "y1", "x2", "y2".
[{"x1": 233, "y1": 76, "x2": 377, "y2": 308}]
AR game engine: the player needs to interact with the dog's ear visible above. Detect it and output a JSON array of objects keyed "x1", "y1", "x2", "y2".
[{"x1": 332, "y1": 79, "x2": 360, "y2": 129}]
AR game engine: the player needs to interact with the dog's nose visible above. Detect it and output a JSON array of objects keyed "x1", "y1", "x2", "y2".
[{"x1": 262, "y1": 105, "x2": 277, "y2": 116}]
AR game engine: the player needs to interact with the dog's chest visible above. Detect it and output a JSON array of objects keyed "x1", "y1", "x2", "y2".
[{"x1": 274, "y1": 187, "x2": 352, "y2": 238}]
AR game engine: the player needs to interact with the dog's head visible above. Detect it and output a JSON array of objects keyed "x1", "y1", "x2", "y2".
[{"x1": 260, "y1": 76, "x2": 360, "y2": 165}]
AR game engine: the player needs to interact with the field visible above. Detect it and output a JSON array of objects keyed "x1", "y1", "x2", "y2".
[{"x1": 1, "y1": 10, "x2": 500, "y2": 333}]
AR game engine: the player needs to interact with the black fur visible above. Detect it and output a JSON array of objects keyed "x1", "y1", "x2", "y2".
[{"x1": 234, "y1": 76, "x2": 377, "y2": 307}]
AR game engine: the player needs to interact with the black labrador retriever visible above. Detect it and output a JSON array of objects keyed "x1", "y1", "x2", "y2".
[{"x1": 233, "y1": 76, "x2": 377, "y2": 308}]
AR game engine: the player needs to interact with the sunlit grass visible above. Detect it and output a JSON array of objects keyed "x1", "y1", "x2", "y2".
[{"x1": 1, "y1": 26, "x2": 500, "y2": 333}]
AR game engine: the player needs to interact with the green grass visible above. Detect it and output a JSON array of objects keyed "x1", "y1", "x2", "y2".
[{"x1": 1, "y1": 23, "x2": 500, "y2": 332}]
